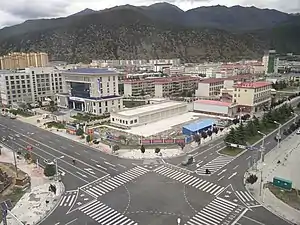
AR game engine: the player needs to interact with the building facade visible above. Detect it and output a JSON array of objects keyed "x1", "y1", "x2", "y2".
[
  {"x1": 56, "y1": 68, "x2": 123, "y2": 115},
  {"x1": 110, "y1": 101, "x2": 187, "y2": 127},
  {"x1": 232, "y1": 81, "x2": 272, "y2": 113},
  {"x1": 123, "y1": 76, "x2": 200, "y2": 97},
  {"x1": 0, "y1": 52, "x2": 49, "y2": 70},
  {"x1": 0, "y1": 67, "x2": 63, "y2": 106}
]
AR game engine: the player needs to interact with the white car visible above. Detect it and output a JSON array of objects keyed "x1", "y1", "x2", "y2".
[{"x1": 296, "y1": 129, "x2": 300, "y2": 135}]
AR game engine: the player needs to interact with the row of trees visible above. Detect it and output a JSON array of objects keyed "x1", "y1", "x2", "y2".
[
  {"x1": 224, "y1": 104, "x2": 294, "y2": 146},
  {"x1": 193, "y1": 126, "x2": 224, "y2": 145}
]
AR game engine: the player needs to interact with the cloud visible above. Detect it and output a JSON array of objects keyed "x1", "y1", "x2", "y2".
[{"x1": 0, "y1": 0, "x2": 299, "y2": 28}]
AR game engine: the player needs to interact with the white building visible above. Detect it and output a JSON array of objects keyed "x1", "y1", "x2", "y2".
[
  {"x1": 56, "y1": 68, "x2": 123, "y2": 115},
  {"x1": 110, "y1": 101, "x2": 187, "y2": 127},
  {"x1": 193, "y1": 100, "x2": 237, "y2": 117},
  {"x1": 0, "y1": 67, "x2": 63, "y2": 106}
]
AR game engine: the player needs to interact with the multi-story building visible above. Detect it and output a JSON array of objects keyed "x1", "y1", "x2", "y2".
[
  {"x1": 0, "y1": 52, "x2": 49, "y2": 70},
  {"x1": 195, "y1": 74, "x2": 257, "y2": 97},
  {"x1": 232, "y1": 81, "x2": 272, "y2": 113},
  {"x1": 0, "y1": 67, "x2": 63, "y2": 106},
  {"x1": 56, "y1": 68, "x2": 123, "y2": 115},
  {"x1": 123, "y1": 76, "x2": 200, "y2": 97}
]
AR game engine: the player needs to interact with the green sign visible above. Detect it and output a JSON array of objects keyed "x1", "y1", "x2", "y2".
[{"x1": 273, "y1": 177, "x2": 292, "y2": 190}]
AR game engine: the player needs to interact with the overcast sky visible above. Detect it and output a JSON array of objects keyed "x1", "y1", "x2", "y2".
[{"x1": 0, "y1": 0, "x2": 299, "y2": 28}]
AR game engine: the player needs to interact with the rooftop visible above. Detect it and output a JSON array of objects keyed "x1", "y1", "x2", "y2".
[
  {"x1": 194, "y1": 100, "x2": 232, "y2": 107},
  {"x1": 182, "y1": 119, "x2": 216, "y2": 132},
  {"x1": 234, "y1": 81, "x2": 271, "y2": 89},
  {"x1": 116, "y1": 101, "x2": 185, "y2": 116},
  {"x1": 64, "y1": 68, "x2": 118, "y2": 75}
]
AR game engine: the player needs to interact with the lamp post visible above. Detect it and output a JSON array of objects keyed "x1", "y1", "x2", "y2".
[
  {"x1": 273, "y1": 121, "x2": 282, "y2": 148},
  {"x1": 292, "y1": 112, "x2": 298, "y2": 123},
  {"x1": 2, "y1": 137, "x2": 19, "y2": 178},
  {"x1": 257, "y1": 131, "x2": 266, "y2": 163},
  {"x1": 54, "y1": 156, "x2": 64, "y2": 180}
]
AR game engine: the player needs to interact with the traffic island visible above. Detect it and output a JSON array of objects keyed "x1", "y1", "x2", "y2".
[{"x1": 218, "y1": 147, "x2": 244, "y2": 156}]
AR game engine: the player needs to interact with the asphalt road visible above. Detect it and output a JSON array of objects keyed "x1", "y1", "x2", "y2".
[{"x1": 1, "y1": 111, "x2": 298, "y2": 225}]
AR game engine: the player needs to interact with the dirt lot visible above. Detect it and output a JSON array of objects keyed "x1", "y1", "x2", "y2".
[{"x1": 0, "y1": 163, "x2": 26, "y2": 222}]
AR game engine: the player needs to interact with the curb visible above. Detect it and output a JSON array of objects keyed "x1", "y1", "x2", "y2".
[
  {"x1": 35, "y1": 181, "x2": 65, "y2": 225},
  {"x1": 243, "y1": 116, "x2": 299, "y2": 225}
]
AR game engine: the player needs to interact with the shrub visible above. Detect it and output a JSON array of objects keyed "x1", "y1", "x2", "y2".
[
  {"x1": 155, "y1": 147, "x2": 160, "y2": 154},
  {"x1": 112, "y1": 145, "x2": 120, "y2": 152},
  {"x1": 76, "y1": 128, "x2": 84, "y2": 136},
  {"x1": 140, "y1": 145, "x2": 145, "y2": 153},
  {"x1": 246, "y1": 174, "x2": 258, "y2": 184},
  {"x1": 44, "y1": 164, "x2": 56, "y2": 177}
]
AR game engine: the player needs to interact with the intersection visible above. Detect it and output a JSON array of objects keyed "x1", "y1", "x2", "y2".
[{"x1": 0, "y1": 115, "x2": 296, "y2": 225}]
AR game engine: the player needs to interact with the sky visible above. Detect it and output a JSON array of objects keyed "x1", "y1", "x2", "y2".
[{"x1": 0, "y1": 0, "x2": 299, "y2": 28}]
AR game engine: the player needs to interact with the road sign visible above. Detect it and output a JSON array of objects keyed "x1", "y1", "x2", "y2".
[{"x1": 273, "y1": 177, "x2": 292, "y2": 190}]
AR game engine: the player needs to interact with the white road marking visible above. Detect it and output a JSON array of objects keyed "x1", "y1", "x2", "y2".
[
  {"x1": 246, "y1": 156, "x2": 251, "y2": 160},
  {"x1": 74, "y1": 152, "x2": 80, "y2": 155},
  {"x1": 228, "y1": 172, "x2": 237, "y2": 179},
  {"x1": 96, "y1": 164, "x2": 107, "y2": 170},
  {"x1": 233, "y1": 165, "x2": 239, "y2": 170},
  {"x1": 109, "y1": 167, "x2": 118, "y2": 171},
  {"x1": 61, "y1": 146, "x2": 67, "y2": 149},
  {"x1": 218, "y1": 175, "x2": 224, "y2": 181},
  {"x1": 117, "y1": 164, "x2": 126, "y2": 168},
  {"x1": 69, "y1": 144, "x2": 74, "y2": 147},
  {"x1": 104, "y1": 161, "x2": 116, "y2": 167},
  {"x1": 77, "y1": 172, "x2": 88, "y2": 178},
  {"x1": 99, "y1": 156, "x2": 106, "y2": 160},
  {"x1": 48, "y1": 140, "x2": 54, "y2": 144},
  {"x1": 65, "y1": 218, "x2": 78, "y2": 225},
  {"x1": 217, "y1": 169, "x2": 227, "y2": 176},
  {"x1": 84, "y1": 168, "x2": 96, "y2": 175},
  {"x1": 243, "y1": 216, "x2": 266, "y2": 225},
  {"x1": 91, "y1": 159, "x2": 98, "y2": 163}
]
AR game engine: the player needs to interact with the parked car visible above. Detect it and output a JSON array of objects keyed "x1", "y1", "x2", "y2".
[
  {"x1": 296, "y1": 129, "x2": 300, "y2": 135},
  {"x1": 181, "y1": 155, "x2": 194, "y2": 166}
]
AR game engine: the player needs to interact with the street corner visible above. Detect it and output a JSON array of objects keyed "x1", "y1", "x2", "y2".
[{"x1": 57, "y1": 188, "x2": 96, "y2": 214}]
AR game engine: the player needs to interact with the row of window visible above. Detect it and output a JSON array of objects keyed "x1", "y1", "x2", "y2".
[{"x1": 111, "y1": 117, "x2": 137, "y2": 125}]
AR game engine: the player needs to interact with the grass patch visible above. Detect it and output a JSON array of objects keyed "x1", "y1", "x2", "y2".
[
  {"x1": 268, "y1": 183, "x2": 300, "y2": 211},
  {"x1": 45, "y1": 121, "x2": 65, "y2": 129},
  {"x1": 9, "y1": 109, "x2": 33, "y2": 117},
  {"x1": 123, "y1": 100, "x2": 146, "y2": 108},
  {"x1": 219, "y1": 147, "x2": 244, "y2": 156},
  {"x1": 72, "y1": 113, "x2": 109, "y2": 122}
]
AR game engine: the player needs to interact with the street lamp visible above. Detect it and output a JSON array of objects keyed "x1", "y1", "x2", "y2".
[
  {"x1": 54, "y1": 156, "x2": 64, "y2": 180},
  {"x1": 2, "y1": 137, "x2": 19, "y2": 177},
  {"x1": 257, "y1": 131, "x2": 266, "y2": 163},
  {"x1": 273, "y1": 121, "x2": 282, "y2": 148}
]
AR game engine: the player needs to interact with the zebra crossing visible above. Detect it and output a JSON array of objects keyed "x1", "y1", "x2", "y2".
[
  {"x1": 81, "y1": 166, "x2": 148, "y2": 198},
  {"x1": 235, "y1": 190, "x2": 259, "y2": 207},
  {"x1": 185, "y1": 197, "x2": 245, "y2": 225},
  {"x1": 80, "y1": 199, "x2": 138, "y2": 225},
  {"x1": 195, "y1": 155, "x2": 234, "y2": 175},
  {"x1": 154, "y1": 166, "x2": 224, "y2": 195},
  {"x1": 59, "y1": 190, "x2": 77, "y2": 207}
]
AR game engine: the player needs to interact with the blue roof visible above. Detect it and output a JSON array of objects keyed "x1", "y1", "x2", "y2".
[
  {"x1": 183, "y1": 119, "x2": 216, "y2": 132},
  {"x1": 67, "y1": 68, "x2": 117, "y2": 74}
]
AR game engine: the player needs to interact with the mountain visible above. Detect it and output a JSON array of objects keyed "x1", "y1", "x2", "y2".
[{"x1": 0, "y1": 4, "x2": 299, "y2": 63}]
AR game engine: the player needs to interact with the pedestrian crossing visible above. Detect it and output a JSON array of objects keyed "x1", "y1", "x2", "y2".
[
  {"x1": 80, "y1": 199, "x2": 138, "y2": 225},
  {"x1": 185, "y1": 197, "x2": 245, "y2": 225},
  {"x1": 195, "y1": 155, "x2": 234, "y2": 175},
  {"x1": 81, "y1": 166, "x2": 149, "y2": 198},
  {"x1": 235, "y1": 190, "x2": 259, "y2": 207},
  {"x1": 154, "y1": 166, "x2": 224, "y2": 195},
  {"x1": 59, "y1": 190, "x2": 77, "y2": 207}
]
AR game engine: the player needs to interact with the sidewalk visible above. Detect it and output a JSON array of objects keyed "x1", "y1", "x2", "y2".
[
  {"x1": 0, "y1": 147, "x2": 64, "y2": 225},
  {"x1": 245, "y1": 133, "x2": 300, "y2": 224}
]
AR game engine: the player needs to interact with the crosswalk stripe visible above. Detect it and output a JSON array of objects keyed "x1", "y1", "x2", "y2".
[
  {"x1": 196, "y1": 155, "x2": 234, "y2": 175},
  {"x1": 80, "y1": 200, "x2": 138, "y2": 225}
]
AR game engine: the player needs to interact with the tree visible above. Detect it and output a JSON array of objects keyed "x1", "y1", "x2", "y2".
[
  {"x1": 193, "y1": 134, "x2": 201, "y2": 145},
  {"x1": 112, "y1": 145, "x2": 120, "y2": 152},
  {"x1": 245, "y1": 120, "x2": 257, "y2": 136},
  {"x1": 178, "y1": 142, "x2": 185, "y2": 150},
  {"x1": 86, "y1": 135, "x2": 92, "y2": 143},
  {"x1": 207, "y1": 130, "x2": 213, "y2": 137},
  {"x1": 224, "y1": 128, "x2": 238, "y2": 144},
  {"x1": 44, "y1": 164, "x2": 56, "y2": 177},
  {"x1": 155, "y1": 147, "x2": 161, "y2": 154},
  {"x1": 236, "y1": 123, "x2": 246, "y2": 145},
  {"x1": 24, "y1": 152, "x2": 31, "y2": 160},
  {"x1": 213, "y1": 127, "x2": 219, "y2": 134},
  {"x1": 201, "y1": 131, "x2": 207, "y2": 139},
  {"x1": 76, "y1": 128, "x2": 84, "y2": 136},
  {"x1": 12, "y1": 111, "x2": 17, "y2": 116},
  {"x1": 246, "y1": 174, "x2": 258, "y2": 184},
  {"x1": 140, "y1": 145, "x2": 145, "y2": 153},
  {"x1": 49, "y1": 100, "x2": 57, "y2": 112}
]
